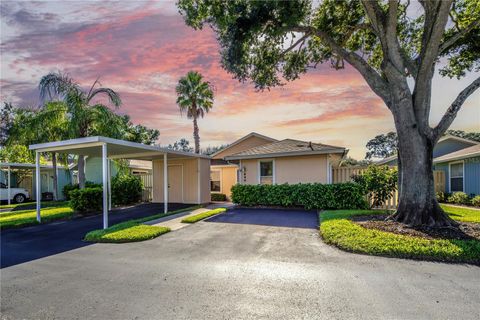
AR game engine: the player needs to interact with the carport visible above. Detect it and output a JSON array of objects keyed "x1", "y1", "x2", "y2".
[{"x1": 29, "y1": 136, "x2": 211, "y2": 229}]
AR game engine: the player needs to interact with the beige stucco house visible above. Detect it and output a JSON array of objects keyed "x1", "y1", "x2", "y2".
[{"x1": 211, "y1": 133, "x2": 347, "y2": 199}]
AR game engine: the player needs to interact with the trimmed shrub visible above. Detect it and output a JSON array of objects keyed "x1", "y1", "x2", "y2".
[
  {"x1": 230, "y1": 183, "x2": 368, "y2": 210},
  {"x1": 211, "y1": 193, "x2": 227, "y2": 201},
  {"x1": 471, "y1": 195, "x2": 480, "y2": 207},
  {"x1": 69, "y1": 187, "x2": 103, "y2": 213},
  {"x1": 436, "y1": 192, "x2": 450, "y2": 203},
  {"x1": 111, "y1": 173, "x2": 143, "y2": 206},
  {"x1": 352, "y1": 165, "x2": 397, "y2": 207},
  {"x1": 63, "y1": 181, "x2": 101, "y2": 200},
  {"x1": 448, "y1": 192, "x2": 470, "y2": 205}
]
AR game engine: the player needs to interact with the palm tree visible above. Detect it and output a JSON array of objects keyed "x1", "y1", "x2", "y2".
[
  {"x1": 39, "y1": 72, "x2": 122, "y2": 188},
  {"x1": 175, "y1": 71, "x2": 214, "y2": 153},
  {"x1": 29, "y1": 102, "x2": 69, "y2": 200}
]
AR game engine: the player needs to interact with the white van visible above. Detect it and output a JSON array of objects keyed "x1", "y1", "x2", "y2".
[{"x1": 0, "y1": 183, "x2": 30, "y2": 203}]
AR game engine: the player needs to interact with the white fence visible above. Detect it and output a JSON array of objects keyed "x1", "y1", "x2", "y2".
[{"x1": 134, "y1": 173, "x2": 153, "y2": 202}]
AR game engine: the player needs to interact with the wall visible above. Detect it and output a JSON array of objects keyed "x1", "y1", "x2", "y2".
[
  {"x1": 213, "y1": 135, "x2": 273, "y2": 159},
  {"x1": 239, "y1": 154, "x2": 329, "y2": 185},
  {"x1": 211, "y1": 165, "x2": 238, "y2": 199},
  {"x1": 435, "y1": 157, "x2": 480, "y2": 196},
  {"x1": 85, "y1": 158, "x2": 119, "y2": 184},
  {"x1": 152, "y1": 157, "x2": 209, "y2": 204}
]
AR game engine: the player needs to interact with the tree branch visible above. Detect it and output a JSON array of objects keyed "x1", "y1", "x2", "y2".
[
  {"x1": 439, "y1": 19, "x2": 480, "y2": 54},
  {"x1": 292, "y1": 26, "x2": 392, "y2": 106},
  {"x1": 280, "y1": 32, "x2": 311, "y2": 57},
  {"x1": 432, "y1": 76, "x2": 480, "y2": 142}
]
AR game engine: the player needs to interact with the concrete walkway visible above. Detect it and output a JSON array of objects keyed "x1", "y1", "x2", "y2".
[{"x1": 144, "y1": 202, "x2": 234, "y2": 231}]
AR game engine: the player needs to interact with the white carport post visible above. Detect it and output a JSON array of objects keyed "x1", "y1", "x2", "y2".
[
  {"x1": 107, "y1": 159, "x2": 112, "y2": 210},
  {"x1": 102, "y1": 144, "x2": 108, "y2": 229},
  {"x1": 164, "y1": 153, "x2": 168, "y2": 214},
  {"x1": 7, "y1": 165, "x2": 11, "y2": 205},
  {"x1": 35, "y1": 152, "x2": 41, "y2": 222}
]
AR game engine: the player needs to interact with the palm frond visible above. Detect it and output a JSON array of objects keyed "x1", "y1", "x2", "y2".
[{"x1": 88, "y1": 87, "x2": 122, "y2": 108}]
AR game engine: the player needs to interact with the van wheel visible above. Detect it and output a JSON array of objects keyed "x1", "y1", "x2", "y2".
[{"x1": 14, "y1": 194, "x2": 26, "y2": 203}]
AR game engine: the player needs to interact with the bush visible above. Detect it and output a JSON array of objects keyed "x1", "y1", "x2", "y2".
[
  {"x1": 69, "y1": 187, "x2": 103, "y2": 213},
  {"x1": 63, "y1": 181, "x2": 101, "y2": 200},
  {"x1": 352, "y1": 165, "x2": 397, "y2": 207},
  {"x1": 211, "y1": 193, "x2": 227, "y2": 201},
  {"x1": 448, "y1": 192, "x2": 471, "y2": 205},
  {"x1": 436, "y1": 192, "x2": 450, "y2": 203},
  {"x1": 111, "y1": 173, "x2": 143, "y2": 205},
  {"x1": 230, "y1": 183, "x2": 368, "y2": 210},
  {"x1": 471, "y1": 195, "x2": 480, "y2": 207}
]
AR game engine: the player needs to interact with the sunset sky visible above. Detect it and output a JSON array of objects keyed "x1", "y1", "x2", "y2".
[{"x1": 1, "y1": 1, "x2": 479, "y2": 159}]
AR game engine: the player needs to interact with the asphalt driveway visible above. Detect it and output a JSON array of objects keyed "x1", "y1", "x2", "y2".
[
  {"x1": 1, "y1": 215, "x2": 479, "y2": 319},
  {"x1": 0, "y1": 203, "x2": 192, "y2": 268},
  {"x1": 206, "y1": 208, "x2": 318, "y2": 228}
]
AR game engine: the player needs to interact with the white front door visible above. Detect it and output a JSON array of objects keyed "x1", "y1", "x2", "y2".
[{"x1": 168, "y1": 165, "x2": 183, "y2": 203}]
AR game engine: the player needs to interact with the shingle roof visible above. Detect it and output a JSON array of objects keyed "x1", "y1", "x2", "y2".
[
  {"x1": 434, "y1": 144, "x2": 480, "y2": 163},
  {"x1": 224, "y1": 139, "x2": 346, "y2": 160}
]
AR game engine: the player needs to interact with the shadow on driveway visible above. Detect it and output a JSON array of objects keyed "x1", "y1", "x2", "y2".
[
  {"x1": 1, "y1": 203, "x2": 192, "y2": 268},
  {"x1": 206, "y1": 208, "x2": 319, "y2": 229}
]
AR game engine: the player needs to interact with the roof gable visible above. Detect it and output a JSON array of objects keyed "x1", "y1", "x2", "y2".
[{"x1": 211, "y1": 132, "x2": 277, "y2": 159}]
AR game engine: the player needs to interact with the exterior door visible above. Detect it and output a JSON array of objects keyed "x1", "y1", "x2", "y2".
[{"x1": 168, "y1": 165, "x2": 183, "y2": 203}]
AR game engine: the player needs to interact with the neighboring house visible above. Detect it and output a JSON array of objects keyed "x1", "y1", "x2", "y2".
[
  {"x1": 376, "y1": 135, "x2": 479, "y2": 166},
  {"x1": 0, "y1": 162, "x2": 72, "y2": 200},
  {"x1": 433, "y1": 144, "x2": 480, "y2": 196},
  {"x1": 71, "y1": 158, "x2": 152, "y2": 184},
  {"x1": 211, "y1": 132, "x2": 348, "y2": 199}
]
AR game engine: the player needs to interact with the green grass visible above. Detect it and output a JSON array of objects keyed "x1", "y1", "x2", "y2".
[
  {"x1": 84, "y1": 205, "x2": 202, "y2": 243},
  {"x1": 319, "y1": 210, "x2": 480, "y2": 264},
  {"x1": 1, "y1": 201, "x2": 68, "y2": 210},
  {"x1": 0, "y1": 204, "x2": 74, "y2": 229},
  {"x1": 181, "y1": 208, "x2": 226, "y2": 223},
  {"x1": 84, "y1": 221, "x2": 170, "y2": 243},
  {"x1": 441, "y1": 204, "x2": 480, "y2": 223}
]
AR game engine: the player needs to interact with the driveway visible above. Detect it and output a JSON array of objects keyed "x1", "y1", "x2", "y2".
[
  {"x1": 206, "y1": 208, "x2": 318, "y2": 229},
  {"x1": 0, "y1": 203, "x2": 192, "y2": 268},
  {"x1": 1, "y1": 211, "x2": 479, "y2": 320}
]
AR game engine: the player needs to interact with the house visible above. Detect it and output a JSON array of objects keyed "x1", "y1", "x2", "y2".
[
  {"x1": 211, "y1": 133, "x2": 348, "y2": 199},
  {"x1": 376, "y1": 135, "x2": 479, "y2": 166},
  {"x1": 210, "y1": 132, "x2": 277, "y2": 199},
  {"x1": 70, "y1": 158, "x2": 152, "y2": 185},
  {"x1": 433, "y1": 144, "x2": 480, "y2": 196},
  {"x1": 0, "y1": 162, "x2": 72, "y2": 200}
]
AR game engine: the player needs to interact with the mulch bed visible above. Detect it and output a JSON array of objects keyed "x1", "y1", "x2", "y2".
[{"x1": 352, "y1": 214, "x2": 480, "y2": 241}]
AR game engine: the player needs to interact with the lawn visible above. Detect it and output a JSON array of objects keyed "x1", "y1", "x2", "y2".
[
  {"x1": 84, "y1": 221, "x2": 170, "y2": 243},
  {"x1": 320, "y1": 209, "x2": 480, "y2": 264},
  {"x1": 442, "y1": 204, "x2": 480, "y2": 223},
  {"x1": 0, "y1": 202, "x2": 73, "y2": 229},
  {"x1": 181, "y1": 208, "x2": 226, "y2": 223},
  {"x1": 85, "y1": 205, "x2": 201, "y2": 243}
]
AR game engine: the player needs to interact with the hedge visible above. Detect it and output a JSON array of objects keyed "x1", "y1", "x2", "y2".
[
  {"x1": 230, "y1": 183, "x2": 368, "y2": 210},
  {"x1": 69, "y1": 187, "x2": 103, "y2": 213},
  {"x1": 112, "y1": 174, "x2": 143, "y2": 205},
  {"x1": 63, "y1": 181, "x2": 101, "y2": 200},
  {"x1": 211, "y1": 193, "x2": 227, "y2": 201}
]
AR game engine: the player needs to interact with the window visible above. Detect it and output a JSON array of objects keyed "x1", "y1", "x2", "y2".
[
  {"x1": 259, "y1": 160, "x2": 274, "y2": 185},
  {"x1": 210, "y1": 170, "x2": 221, "y2": 192},
  {"x1": 450, "y1": 162, "x2": 464, "y2": 192}
]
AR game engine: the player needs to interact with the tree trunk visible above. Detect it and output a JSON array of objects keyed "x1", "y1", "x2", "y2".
[
  {"x1": 77, "y1": 155, "x2": 86, "y2": 189},
  {"x1": 51, "y1": 152, "x2": 58, "y2": 201},
  {"x1": 193, "y1": 117, "x2": 200, "y2": 154},
  {"x1": 393, "y1": 129, "x2": 456, "y2": 227}
]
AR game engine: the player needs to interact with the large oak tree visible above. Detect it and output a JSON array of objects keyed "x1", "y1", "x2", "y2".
[{"x1": 177, "y1": 0, "x2": 480, "y2": 227}]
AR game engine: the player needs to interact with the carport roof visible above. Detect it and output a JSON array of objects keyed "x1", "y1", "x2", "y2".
[{"x1": 29, "y1": 136, "x2": 211, "y2": 160}]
